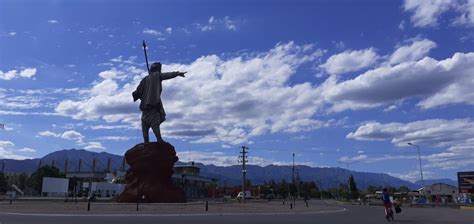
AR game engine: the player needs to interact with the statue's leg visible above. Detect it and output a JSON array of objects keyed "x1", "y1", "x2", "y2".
[
  {"x1": 141, "y1": 120, "x2": 150, "y2": 143},
  {"x1": 151, "y1": 124, "x2": 163, "y2": 142}
]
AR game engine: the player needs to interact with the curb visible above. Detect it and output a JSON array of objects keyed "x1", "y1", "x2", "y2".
[
  {"x1": 0, "y1": 208, "x2": 347, "y2": 217},
  {"x1": 460, "y1": 206, "x2": 474, "y2": 210}
]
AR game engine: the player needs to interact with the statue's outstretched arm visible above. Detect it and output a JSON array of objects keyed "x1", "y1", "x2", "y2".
[{"x1": 160, "y1": 71, "x2": 186, "y2": 80}]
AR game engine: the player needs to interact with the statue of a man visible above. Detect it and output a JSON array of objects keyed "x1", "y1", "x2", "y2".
[{"x1": 132, "y1": 62, "x2": 186, "y2": 143}]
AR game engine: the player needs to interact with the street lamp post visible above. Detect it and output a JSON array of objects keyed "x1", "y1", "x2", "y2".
[
  {"x1": 292, "y1": 153, "x2": 295, "y2": 199},
  {"x1": 408, "y1": 143, "x2": 425, "y2": 197}
]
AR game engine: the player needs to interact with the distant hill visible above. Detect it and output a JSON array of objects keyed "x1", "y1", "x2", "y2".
[
  {"x1": 198, "y1": 164, "x2": 418, "y2": 190},
  {"x1": 1, "y1": 149, "x2": 124, "y2": 173},
  {"x1": 414, "y1": 179, "x2": 458, "y2": 188},
  {"x1": 1, "y1": 149, "x2": 418, "y2": 190}
]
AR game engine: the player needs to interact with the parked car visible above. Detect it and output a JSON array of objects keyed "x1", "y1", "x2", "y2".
[
  {"x1": 266, "y1": 194, "x2": 276, "y2": 201},
  {"x1": 236, "y1": 191, "x2": 252, "y2": 200}
]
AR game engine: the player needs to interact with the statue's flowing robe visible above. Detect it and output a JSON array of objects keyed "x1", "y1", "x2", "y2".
[{"x1": 132, "y1": 71, "x2": 180, "y2": 123}]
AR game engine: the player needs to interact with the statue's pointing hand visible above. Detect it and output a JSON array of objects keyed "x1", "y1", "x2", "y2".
[{"x1": 177, "y1": 71, "x2": 187, "y2": 77}]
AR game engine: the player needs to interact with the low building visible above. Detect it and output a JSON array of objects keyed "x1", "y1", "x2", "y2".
[
  {"x1": 81, "y1": 182, "x2": 125, "y2": 198},
  {"x1": 420, "y1": 183, "x2": 460, "y2": 203},
  {"x1": 172, "y1": 162, "x2": 216, "y2": 198}
]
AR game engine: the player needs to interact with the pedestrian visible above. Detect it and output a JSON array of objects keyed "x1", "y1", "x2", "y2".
[{"x1": 382, "y1": 188, "x2": 394, "y2": 221}]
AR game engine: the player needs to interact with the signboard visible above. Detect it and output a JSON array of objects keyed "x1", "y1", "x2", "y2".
[
  {"x1": 457, "y1": 171, "x2": 474, "y2": 194},
  {"x1": 41, "y1": 177, "x2": 69, "y2": 196}
]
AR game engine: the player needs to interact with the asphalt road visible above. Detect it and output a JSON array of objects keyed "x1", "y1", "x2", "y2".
[{"x1": 0, "y1": 200, "x2": 472, "y2": 224}]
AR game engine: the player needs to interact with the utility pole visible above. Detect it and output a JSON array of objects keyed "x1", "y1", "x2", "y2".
[
  {"x1": 296, "y1": 168, "x2": 300, "y2": 199},
  {"x1": 64, "y1": 159, "x2": 68, "y2": 174},
  {"x1": 238, "y1": 146, "x2": 248, "y2": 203},
  {"x1": 88, "y1": 154, "x2": 95, "y2": 197},
  {"x1": 338, "y1": 161, "x2": 358, "y2": 201}
]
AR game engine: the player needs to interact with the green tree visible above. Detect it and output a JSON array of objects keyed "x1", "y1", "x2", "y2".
[
  {"x1": 0, "y1": 173, "x2": 8, "y2": 193},
  {"x1": 338, "y1": 183, "x2": 349, "y2": 200},
  {"x1": 398, "y1": 186, "x2": 410, "y2": 192},
  {"x1": 349, "y1": 175, "x2": 360, "y2": 199},
  {"x1": 320, "y1": 190, "x2": 332, "y2": 199},
  {"x1": 27, "y1": 165, "x2": 64, "y2": 193},
  {"x1": 366, "y1": 185, "x2": 383, "y2": 194},
  {"x1": 277, "y1": 179, "x2": 289, "y2": 198},
  {"x1": 17, "y1": 173, "x2": 29, "y2": 190}
]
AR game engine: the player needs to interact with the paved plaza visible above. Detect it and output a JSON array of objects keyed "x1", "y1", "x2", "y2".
[{"x1": 0, "y1": 200, "x2": 472, "y2": 224}]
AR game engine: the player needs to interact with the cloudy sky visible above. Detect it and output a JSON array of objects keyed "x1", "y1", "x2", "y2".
[{"x1": 1, "y1": 0, "x2": 473, "y2": 182}]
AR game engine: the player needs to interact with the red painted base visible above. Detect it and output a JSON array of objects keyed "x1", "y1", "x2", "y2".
[{"x1": 118, "y1": 142, "x2": 186, "y2": 203}]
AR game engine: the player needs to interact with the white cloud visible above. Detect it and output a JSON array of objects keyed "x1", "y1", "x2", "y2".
[
  {"x1": 398, "y1": 20, "x2": 406, "y2": 30},
  {"x1": 387, "y1": 38, "x2": 437, "y2": 65},
  {"x1": 18, "y1": 147, "x2": 36, "y2": 153},
  {"x1": 38, "y1": 130, "x2": 84, "y2": 143},
  {"x1": 403, "y1": 0, "x2": 474, "y2": 28},
  {"x1": 223, "y1": 16, "x2": 237, "y2": 30},
  {"x1": 95, "y1": 136, "x2": 130, "y2": 141},
  {"x1": 453, "y1": 0, "x2": 474, "y2": 26},
  {"x1": 388, "y1": 170, "x2": 433, "y2": 182},
  {"x1": 55, "y1": 42, "x2": 326, "y2": 145},
  {"x1": 166, "y1": 27, "x2": 172, "y2": 34},
  {"x1": 0, "y1": 87, "x2": 80, "y2": 113},
  {"x1": 9, "y1": 32, "x2": 16, "y2": 36},
  {"x1": 19, "y1": 68, "x2": 37, "y2": 78},
  {"x1": 403, "y1": 0, "x2": 454, "y2": 27},
  {"x1": 0, "y1": 141, "x2": 31, "y2": 159},
  {"x1": 0, "y1": 68, "x2": 37, "y2": 80},
  {"x1": 88, "y1": 124, "x2": 134, "y2": 130},
  {"x1": 37, "y1": 130, "x2": 106, "y2": 151},
  {"x1": 196, "y1": 16, "x2": 238, "y2": 32},
  {"x1": 98, "y1": 69, "x2": 126, "y2": 80},
  {"x1": 84, "y1": 142, "x2": 106, "y2": 151},
  {"x1": 61, "y1": 130, "x2": 84, "y2": 142},
  {"x1": 0, "y1": 141, "x2": 14, "y2": 148},
  {"x1": 334, "y1": 41, "x2": 346, "y2": 50},
  {"x1": 143, "y1": 28, "x2": 161, "y2": 36},
  {"x1": 347, "y1": 118, "x2": 474, "y2": 170},
  {"x1": 38, "y1": 130, "x2": 61, "y2": 138},
  {"x1": 47, "y1": 19, "x2": 59, "y2": 24},
  {"x1": 321, "y1": 51, "x2": 474, "y2": 112},
  {"x1": 320, "y1": 48, "x2": 378, "y2": 75},
  {"x1": 347, "y1": 118, "x2": 474, "y2": 147},
  {"x1": 338, "y1": 154, "x2": 368, "y2": 163},
  {"x1": 176, "y1": 150, "x2": 316, "y2": 167}
]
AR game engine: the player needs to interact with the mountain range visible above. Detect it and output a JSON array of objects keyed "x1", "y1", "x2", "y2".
[{"x1": 0, "y1": 149, "x2": 457, "y2": 190}]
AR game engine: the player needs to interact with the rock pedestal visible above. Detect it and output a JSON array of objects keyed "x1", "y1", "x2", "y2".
[{"x1": 118, "y1": 142, "x2": 186, "y2": 203}]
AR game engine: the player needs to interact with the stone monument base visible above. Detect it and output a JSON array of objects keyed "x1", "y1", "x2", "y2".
[{"x1": 118, "y1": 142, "x2": 186, "y2": 203}]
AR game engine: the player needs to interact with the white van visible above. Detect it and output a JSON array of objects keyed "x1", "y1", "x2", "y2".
[{"x1": 236, "y1": 191, "x2": 252, "y2": 200}]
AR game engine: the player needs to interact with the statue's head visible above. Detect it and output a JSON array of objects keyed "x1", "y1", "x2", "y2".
[{"x1": 150, "y1": 62, "x2": 162, "y2": 73}]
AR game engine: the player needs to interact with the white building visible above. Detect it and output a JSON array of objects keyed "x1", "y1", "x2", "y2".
[{"x1": 82, "y1": 182, "x2": 125, "y2": 198}]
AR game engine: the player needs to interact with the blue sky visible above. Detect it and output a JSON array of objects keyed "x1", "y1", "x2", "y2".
[{"x1": 1, "y1": 0, "x2": 474, "y2": 182}]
